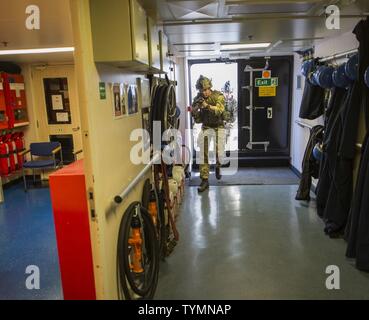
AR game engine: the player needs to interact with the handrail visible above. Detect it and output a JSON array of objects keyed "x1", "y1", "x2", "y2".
[
  {"x1": 73, "y1": 149, "x2": 83, "y2": 161},
  {"x1": 73, "y1": 149, "x2": 83, "y2": 156},
  {"x1": 114, "y1": 152, "x2": 161, "y2": 204},
  {"x1": 319, "y1": 48, "x2": 358, "y2": 63},
  {"x1": 295, "y1": 120, "x2": 314, "y2": 130}
]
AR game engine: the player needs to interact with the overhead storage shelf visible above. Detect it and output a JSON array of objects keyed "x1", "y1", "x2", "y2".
[
  {"x1": 90, "y1": 0, "x2": 171, "y2": 74},
  {"x1": 90, "y1": 0, "x2": 149, "y2": 71}
]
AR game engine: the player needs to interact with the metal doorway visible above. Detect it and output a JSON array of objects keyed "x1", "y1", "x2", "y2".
[
  {"x1": 238, "y1": 56, "x2": 293, "y2": 166},
  {"x1": 189, "y1": 60, "x2": 239, "y2": 155}
]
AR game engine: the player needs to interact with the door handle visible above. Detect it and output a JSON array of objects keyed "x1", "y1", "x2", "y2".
[
  {"x1": 72, "y1": 126, "x2": 80, "y2": 132},
  {"x1": 246, "y1": 106, "x2": 265, "y2": 110}
]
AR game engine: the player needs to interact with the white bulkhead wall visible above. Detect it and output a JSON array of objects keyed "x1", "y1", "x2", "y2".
[{"x1": 70, "y1": 0, "x2": 152, "y2": 299}]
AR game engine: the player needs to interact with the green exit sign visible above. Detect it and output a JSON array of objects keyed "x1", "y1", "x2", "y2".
[{"x1": 255, "y1": 78, "x2": 279, "y2": 87}]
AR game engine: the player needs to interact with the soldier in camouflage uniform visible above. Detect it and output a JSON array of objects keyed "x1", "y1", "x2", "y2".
[{"x1": 192, "y1": 75, "x2": 226, "y2": 192}]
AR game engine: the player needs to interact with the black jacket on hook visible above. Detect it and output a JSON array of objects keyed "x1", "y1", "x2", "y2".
[
  {"x1": 353, "y1": 18, "x2": 369, "y2": 130},
  {"x1": 316, "y1": 18, "x2": 368, "y2": 237},
  {"x1": 343, "y1": 17, "x2": 369, "y2": 272},
  {"x1": 295, "y1": 125, "x2": 324, "y2": 201},
  {"x1": 299, "y1": 59, "x2": 326, "y2": 120},
  {"x1": 322, "y1": 82, "x2": 362, "y2": 236},
  {"x1": 345, "y1": 132, "x2": 369, "y2": 271},
  {"x1": 316, "y1": 87, "x2": 348, "y2": 218}
]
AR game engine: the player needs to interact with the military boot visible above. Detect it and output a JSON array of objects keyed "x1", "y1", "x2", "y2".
[
  {"x1": 198, "y1": 179, "x2": 209, "y2": 192},
  {"x1": 216, "y1": 167, "x2": 222, "y2": 180}
]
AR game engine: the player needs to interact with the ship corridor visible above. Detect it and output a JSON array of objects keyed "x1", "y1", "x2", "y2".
[{"x1": 1, "y1": 0, "x2": 369, "y2": 301}]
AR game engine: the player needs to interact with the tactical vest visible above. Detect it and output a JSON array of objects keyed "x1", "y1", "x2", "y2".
[{"x1": 192, "y1": 90, "x2": 225, "y2": 128}]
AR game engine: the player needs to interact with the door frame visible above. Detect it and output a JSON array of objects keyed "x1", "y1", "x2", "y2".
[
  {"x1": 187, "y1": 58, "x2": 239, "y2": 169},
  {"x1": 236, "y1": 55, "x2": 294, "y2": 164},
  {"x1": 187, "y1": 55, "x2": 294, "y2": 167},
  {"x1": 31, "y1": 63, "x2": 83, "y2": 163}
]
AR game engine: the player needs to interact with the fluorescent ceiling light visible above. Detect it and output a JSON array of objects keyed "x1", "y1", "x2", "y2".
[
  {"x1": 220, "y1": 50, "x2": 264, "y2": 54},
  {"x1": 189, "y1": 51, "x2": 219, "y2": 57},
  {"x1": 0, "y1": 47, "x2": 75, "y2": 55},
  {"x1": 220, "y1": 43, "x2": 271, "y2": 50}
]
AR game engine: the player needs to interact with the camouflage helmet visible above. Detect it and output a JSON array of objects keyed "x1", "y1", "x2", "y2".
[{"x1": 196, "y1": 75, "x2": 212, "y2": 91}]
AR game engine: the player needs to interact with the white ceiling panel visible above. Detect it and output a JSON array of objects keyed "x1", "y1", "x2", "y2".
[
  {"x1": 0, "y1": 0, "x2": 73, "y2": 49},
  {"x1": 140, "y1": 0, "x2": 369, "y2": 57},
  {"x1": 2, "y1": 0, "x2": 367, "y2": 61},
  {"x1": 167, "y1": 0, "x2": 217, "y2": 12},
  {"x1": 0, "y1": 0, "x2": 73, "y2": 62},
  {"x1": 168, "y1": 1, "x2": 218, "y2": 19}
]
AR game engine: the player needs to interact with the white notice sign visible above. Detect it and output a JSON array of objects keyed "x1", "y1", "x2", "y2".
[
  {"x1": 52, "y1": 95, "x2": 64, "y2": 110},
  {"x1": 56, "y1": 112, "x2": 69, "y2": 122}
]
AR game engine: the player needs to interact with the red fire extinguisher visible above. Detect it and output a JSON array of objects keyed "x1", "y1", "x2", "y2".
[
  {"x1": 4, "y1": 133, "x2": 17, "y2": 173},
  {"x1": 0, "y1": 136, "x2": 10, "y2": 176},
  {"x1": 13, "y1": 132, "x2": 25, "y2": 169}
]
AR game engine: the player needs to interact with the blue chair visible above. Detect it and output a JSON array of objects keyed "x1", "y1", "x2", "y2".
[{"x1": 21, "y1": 142, "x2": 63, "y2": 191}]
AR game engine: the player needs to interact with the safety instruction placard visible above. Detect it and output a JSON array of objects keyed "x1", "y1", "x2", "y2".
[
  {"x1": 56, "y1": 112, "x2": 69, "y2": 122},
  {"x1": 52, "y1": 95, "x2": 64, "y2": 110},
  {"x1": 259, "y1": 86, "x2": 276, "y2": 97}
]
